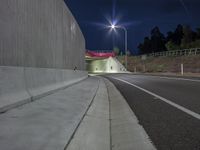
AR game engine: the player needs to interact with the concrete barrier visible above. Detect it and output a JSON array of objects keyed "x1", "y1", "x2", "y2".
[
  {"x1": 0, "y1": 66, "x2": 87, "y2": 113},
  {"x1": 0, "y1": 67, "x2": 31, "y2": 113},
  {"x1": 25, "y1": 67, "x2": 87, "y2": 99}
]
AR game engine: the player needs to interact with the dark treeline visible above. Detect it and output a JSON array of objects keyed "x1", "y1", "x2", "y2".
[{"x1": 138, "y1": 24, "x2": 200, "y2": 54}]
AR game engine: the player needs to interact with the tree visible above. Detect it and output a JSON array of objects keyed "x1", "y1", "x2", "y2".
[
  {"x1": 165, "y1": 25, "x2": 183, "y2": 50},
  {"x1": 138, "y1": 37, "x2": 152, "y2": 54},
  {"x1": 150, "y1": 26, "x2": 167, "y2": 52},
  {"x1": 138, "y1": 27, "x2": 167, "y2": 54},
  {"x1": 113, "y1": 47, "x2": 120, "y2": 55},
  {"x1": 196, "y1": 28, "x2": 200, "y2": 39},
  {"x1": 190, "y1": 40, "x2": 200, "y2": 48},
  {"x1": 181, "y1": 25, "x2": 196, "y2": 48},
  {"x1": 166, "y1": 31, "x2": 174, "y2": 42},
  {"x1": 165, "y1": 41, "x2": 180, "y2": 51},
  {"x1": 173, "y1": 24, "x2": 184, "y2": 45},
  {"x1": 138, "y1": 24, "x2": 200, "y2": 54},
  {"x1": 138, "y1": 43, "x2": 144, "y2": 54}
]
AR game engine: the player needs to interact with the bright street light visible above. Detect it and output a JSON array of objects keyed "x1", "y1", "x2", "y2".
[
  {"x1": 109, "y1": 24, "x2": 128, "y2": 70},
  {"x1": 111, "y1": 25, "x2": 115, "y2": 29}
]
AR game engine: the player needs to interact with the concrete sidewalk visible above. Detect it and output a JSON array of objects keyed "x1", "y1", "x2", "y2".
[
  {"x1": 66, "y1": 78, "x2": 110, "y2": 150},
  {"x1": 0, "y1": 76, "x2": 155, "y2": 150},
  {"x1": 0, "y1": 77, "x2": 99, "y2": 150},
  {"x1": 65, "y1": 77, "x2": 155, "y2": 150}
]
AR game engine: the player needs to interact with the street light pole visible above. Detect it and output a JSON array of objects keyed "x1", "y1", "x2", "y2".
[
  {"x1": 111, "y1": 25, "x2": 128, "y2": 70},
  {"x1": 121, "y1": 26, "x2": 128, "y2": 70}
]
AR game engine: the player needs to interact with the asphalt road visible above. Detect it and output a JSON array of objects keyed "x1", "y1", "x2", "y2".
[{"x1": 105, "y1": 74, "x2": 200, "y2": 150}]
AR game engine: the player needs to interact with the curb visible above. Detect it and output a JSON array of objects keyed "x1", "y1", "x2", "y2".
[{"x1": 64, "y1": 78, "x2": 100, "y2": 150}]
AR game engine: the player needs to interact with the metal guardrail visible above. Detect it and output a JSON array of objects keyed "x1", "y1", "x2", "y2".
[{"x1": 146, "y1": 48, "x2": 200, "y2": 57}]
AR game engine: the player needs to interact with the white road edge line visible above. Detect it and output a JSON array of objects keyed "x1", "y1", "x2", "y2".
[
  {"x1": 112, "y1": 77, "x2": 200, "y2": 120},
  {"x1": 159, "y1": 76, "x2": 200, "y2": 82}
]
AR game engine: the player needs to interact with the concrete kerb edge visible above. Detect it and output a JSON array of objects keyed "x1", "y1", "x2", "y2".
[
  {"x1": 104, "y1": 78, "x2": 113, "y2": 150},
  {"x1": 30, "y1": 76, "x2": 88, "y2": 101},
  {"x1": 64, "y1": 77, "x2": 101, "y2": 150},
  {"x1": 102, "y1": 77, "x2": 157, "y2": 150},
  {"x1": 0, "y1": 98, "x2": 31, "y2": 114}
]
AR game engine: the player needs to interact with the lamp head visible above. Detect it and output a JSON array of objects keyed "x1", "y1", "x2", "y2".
[{"x1": 111, "y1": 24, "x2": 116, "y2": 29}]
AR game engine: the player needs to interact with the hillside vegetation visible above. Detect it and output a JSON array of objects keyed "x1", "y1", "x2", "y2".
[{"x1": 117, "y1": 55, "x2": 200, "y2": 74}]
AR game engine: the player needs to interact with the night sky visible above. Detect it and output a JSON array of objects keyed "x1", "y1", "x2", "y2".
[{"x1": 65, "y1": 0, "x2": 200, "y2": 54}]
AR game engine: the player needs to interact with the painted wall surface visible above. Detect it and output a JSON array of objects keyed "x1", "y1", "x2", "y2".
[{"x1": 0, "y1": 0, "x2": 85, "y2": 70}]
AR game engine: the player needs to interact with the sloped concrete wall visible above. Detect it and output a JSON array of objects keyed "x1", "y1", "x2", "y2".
[
  {"x1": 0, "y1": 66, "x2": 87, "y2": 113},
  {"x1": 86, "y1": 57, "x2": 127, "y2": 73},
  {"x1": 0, "y1": 0, "x2": 85, "y2": 70}
]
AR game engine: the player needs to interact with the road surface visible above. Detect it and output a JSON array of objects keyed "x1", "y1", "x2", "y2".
[{"x1": 105, "y1": 74, "x2": 200, "y2": 150}]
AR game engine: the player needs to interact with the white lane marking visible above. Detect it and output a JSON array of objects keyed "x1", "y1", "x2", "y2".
[
  {"x1": 159, "y1": 76, "x2": 200, "y2": 82},
  {"x1": 112, "y1": 77, "x2": 200, "y2": 120}
]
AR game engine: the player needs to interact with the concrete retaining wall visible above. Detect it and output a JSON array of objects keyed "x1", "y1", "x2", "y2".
[
  {"x1": 0, "y1": 0, "x2": 85, "y2": 70},
  {"x1": 0, "y1": 0, "x2": 87, "y2": 112}
]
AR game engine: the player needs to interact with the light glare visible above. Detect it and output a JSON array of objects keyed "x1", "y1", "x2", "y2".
[{"x1": 111, "y1": 25, "x2": 115, "y2": 29}]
